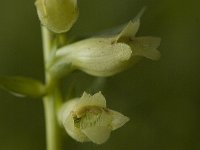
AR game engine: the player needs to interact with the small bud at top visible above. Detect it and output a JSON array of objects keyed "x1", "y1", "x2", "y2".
[
  {"x1": 35, "y1": 0, "x2": 79, "y2": 33},
  {"x1": 58, "y1": 92, "x2": 129, "y2": 144}
]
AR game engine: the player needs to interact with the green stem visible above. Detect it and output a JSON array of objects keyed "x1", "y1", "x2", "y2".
[{"x1": 42, "y1": 26, "x2": 62, "y2": 150}]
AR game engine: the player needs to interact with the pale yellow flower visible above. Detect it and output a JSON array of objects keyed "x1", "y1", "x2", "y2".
[
  {"x1": 59, "y1": 92, "x2": 129, "y2": 144},
  {"x1": 55, "y1": 8, "x2": 161, "y2": 76}
]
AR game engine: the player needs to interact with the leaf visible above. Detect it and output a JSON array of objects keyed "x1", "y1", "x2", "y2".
[{"x1": 0, "y1": 76, "x2": 46, "y2": 98}]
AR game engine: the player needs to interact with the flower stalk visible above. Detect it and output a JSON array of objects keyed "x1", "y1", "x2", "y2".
[{"x1": 42, "y1": 27, "x2": 63, "y2": 150}]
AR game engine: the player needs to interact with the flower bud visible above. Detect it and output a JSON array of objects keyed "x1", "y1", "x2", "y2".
[
  {"x1": 58, "y1": 92, "x2": 129, "y2": 144},
  {"x1": 54, "y1": 8, "x2": 161, "y2": 77},
  {"x1": 35, "y1": 0, "x2": 79, "y2": 33}
]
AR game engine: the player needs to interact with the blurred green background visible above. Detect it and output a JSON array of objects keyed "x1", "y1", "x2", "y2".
[{"x1": 0, "y1": 0, "x2": 200, "y2": 150}]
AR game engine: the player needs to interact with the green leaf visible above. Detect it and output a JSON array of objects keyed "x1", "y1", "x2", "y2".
[{"x1": 0, "y1": 76, "x2": 46, "y2": 98}]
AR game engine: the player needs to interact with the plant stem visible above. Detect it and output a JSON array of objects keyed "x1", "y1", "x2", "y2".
[{"x1": 42, "y1": 26, "x2": 62, "y2": 150}]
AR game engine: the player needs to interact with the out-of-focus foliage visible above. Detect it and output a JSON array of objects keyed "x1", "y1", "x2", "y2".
[{"x1": 0, "y1": 0, "x2": 199, "y2": 150}]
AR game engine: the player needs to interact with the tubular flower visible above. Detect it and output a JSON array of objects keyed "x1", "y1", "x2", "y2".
[
  {"x1": 59, "y1": 92, "x2": 129, "y2": 144},
  {"x1": 35, "y1": 0, "x2": 79, "y2": 33},
  {"x1": 54, "y1": 8, "x2": 161, "y2": 77}
]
